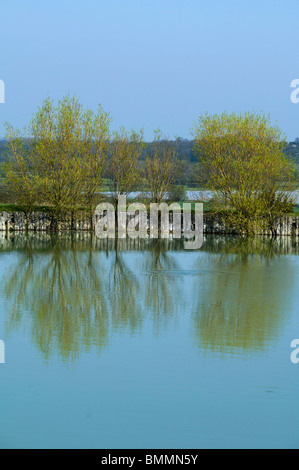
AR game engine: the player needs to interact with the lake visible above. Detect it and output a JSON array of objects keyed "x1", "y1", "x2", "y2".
[
  {"x1": 0, "y1": 233, "x2": 298, "y2": 449},
  {"x1": 115, "y1": 189, "x2": 299, "y2": 204}
]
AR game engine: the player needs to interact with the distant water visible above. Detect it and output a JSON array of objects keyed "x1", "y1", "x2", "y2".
[
  {"x1": 104, "y1": 190, "x2": 214, "y2": 200},
  {"x1": 0, "y1": 233, "x2": 298, "y2": 449},
  {"x1": 106, "y1": 189, "x2": 299, "y2": 203}
]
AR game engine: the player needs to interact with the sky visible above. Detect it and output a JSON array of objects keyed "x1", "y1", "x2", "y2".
[{"x1": 0, "y1": 0, "x2": 298, "y2": 141}]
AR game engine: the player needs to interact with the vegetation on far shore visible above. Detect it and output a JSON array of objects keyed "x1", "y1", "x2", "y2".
[{"x1": 0, "y1": 95, "x2": 297, "y2": 235}]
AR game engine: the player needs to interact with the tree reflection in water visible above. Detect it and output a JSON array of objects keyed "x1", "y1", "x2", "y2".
[
  {"x1": 1, "y1": 233, "x2": 296, "y2": 360},
  {"x1": 141, "y1": 238, "x2": 183, "y2": 334},
  {"x1": 192, "y1": 236, "x2": 297, "y2": 355},
  {"x1": 3, "y1": 234, "x2": 184, "y2": 361},
  {"x1": 4, "y1": 235, "x2": 110, "y2": 360}
]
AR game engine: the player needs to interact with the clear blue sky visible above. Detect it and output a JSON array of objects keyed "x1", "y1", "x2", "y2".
[{"x1": 0, "y1": 0, "x2": 298, "y2": 140}]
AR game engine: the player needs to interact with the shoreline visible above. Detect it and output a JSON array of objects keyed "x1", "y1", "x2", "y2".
[{"x1": 0, "y1": 210, "x2": 299, "y2": 236}]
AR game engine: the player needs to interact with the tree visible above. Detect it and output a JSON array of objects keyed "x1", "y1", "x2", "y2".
[
  {"x1": 3, "y1": 125, "x2": 40, "y2": 215},
  {"x1": 144, "y1": 130, "x2": 182, "y2": 204},
  {"x1": 108, "y1": 126, "x2": 144, "y2": 204},
  {"x1": 80, "y1": 105, "x2": 111, "y2": 227},
  {"x1": 192, "y1": 112, "x2": 295, "y2": 235},
  {"x1": 4, "y1": 95, "x2": 111, "y2": 229}
]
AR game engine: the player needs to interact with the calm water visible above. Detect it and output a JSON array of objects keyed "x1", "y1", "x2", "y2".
[{"x1": 0, "y1": 233, "x2": 299, "y2": 449}]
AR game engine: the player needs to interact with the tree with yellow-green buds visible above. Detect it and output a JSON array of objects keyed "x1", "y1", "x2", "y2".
[
  {"x1": 192, "y1": 112, "x2": 295, "y2": 235},
  {"x1": 4, "y1": 95, "x2": 111, "y2": 229},
  {"x1": 144, "y1": 129, "x2": 182, "y2": 204},
  {"x1": 108, "y1": 126, "x2": 144, "y2": 205}
]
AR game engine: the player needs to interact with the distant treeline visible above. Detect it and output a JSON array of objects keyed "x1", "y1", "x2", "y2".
[
  {"x1": 2, "y1": 137, "x2": 299, "y2": 162},
  {"x1": 1, "y1": 137, "x2": 299, "y2": 186},
  {"x1": 0, "y1": 138, "x2": 197, "y2": 162},
  {"x1": 0, "y1": 137, "x2": 198, "y2": 186}
]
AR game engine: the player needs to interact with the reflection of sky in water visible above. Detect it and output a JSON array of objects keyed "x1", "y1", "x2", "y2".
[{"x1": 0, "y1": 234, "x2": 299, "y2": 448}]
